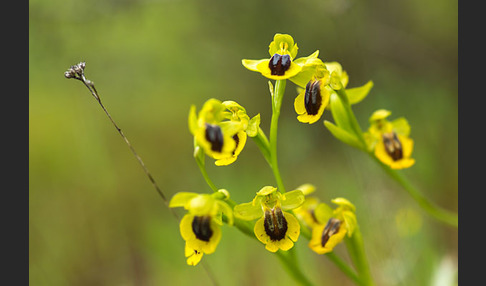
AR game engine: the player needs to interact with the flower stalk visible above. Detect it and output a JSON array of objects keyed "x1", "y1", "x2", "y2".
[
  {"x1": 275, "y1": 249, "x2": 314, "y2": 286},
  {"x1": 370, "y1": 154, "x2": 458, "y2": 227},
  {"x1": 269, "y1": 79, "x2": 287, "y2": 193},
  {"x1": 334, "y1": 88, "x2": 367, "y2": 148},
  {"x1": 194, "y1": 147, "x2": 219, "y2": 193},
  {"x1": 344, "y1": 226, "x2": 374, "y2": 286},
  {"x1": 251, "y1": 127, "x2": 272, "y2": 166},
  {"x1": 330, "y1": 87, "x2": 458, "y2": 228}
]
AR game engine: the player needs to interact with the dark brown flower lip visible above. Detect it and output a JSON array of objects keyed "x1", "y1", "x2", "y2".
[
  {"x1": 304, "y1": 80, "x2": 322, "y2": 115},
  {"x1": 269, "y1": 54, "x2": 291, "y2": 76},
  {"x1": 205, "y1": 123, "x2": 224, "y2": 152},
  {"x1": 264, "y1": 207, "x2": 288, "y2": 241},
  {"x1": 321, "y1": 218, "x2": 341, "y2": 247},
  {"x1": 192, "y1": 215, "x2": 213, "y2": 242},
  {"x1": 382, "y1": 132, "x2": 403, "y2": 161}
]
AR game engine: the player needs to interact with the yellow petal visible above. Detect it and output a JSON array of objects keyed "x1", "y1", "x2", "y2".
[
  {"x1": 374, "y1": 135, "x2": 415, "y2": 170},
  {"x1": 284, "y1": 212, "x2": 300, "y2": 242},
  {"x1": 400, "y1": 135, "x2": 414, "y2": 158},
  {"x1": 185, "y1": 243, "x2": 196, "y2": 257},
  {"x1": 257, "y1": 186, "x2": 277, "y2": 196},
  {"x1": 370, "y1": 109, "x2": 392, "y2": 122},
  {"x1": 180, "y1": 214, "x2": 196, "y2": 241},
  {"x1": 254, "y1": 217, "x2": 269, "y2": 245},
  {"x1": 276, "y1": 237, "x2": 294, "y2": 251},
  {"x1": 214, "y1": 131, "x2": 247, "y2": 165},
  {"x1": 185, "y1": 244, "x2": 204, "y2": 266},
  {"x1": 308, "y1": 223, "x2": 347, "y2": 254},
  {"x1": 297, "y1": 114, "x2": 315, "y2": 124},
  {"x1": 169, "y1": 192, "x2": 198, "y2": 208},
  {"x1": 323, "y1": 226, "x2": 347, "y2": 251},
  {"x1": 390, "y1": 158, "x2": 415, "y2": 169},
  {"x1": 256, "y1": 60, "x2": 302, "y2": 80},
  {"x1": 295, "y1": 183, "x2": 316, "y2": 196},
  {"x1": 264, "y1": 241, "x2": 280, "y2": 252},
  {"x1": 241, "y1": 59, "x2": 267, "y2": 72},
  {"x1": 294, "y1": 89, "x2": 307, "y2": 115},
  {"x1": 295, "y1": 83, "x2": 329, "y2": 124},
  {"x1": 214, "y1": 156, "x2": 237, "y2": 166},
  {"x1": 308, "y1": 224, "x2": 327, "y2": 254},
  {"x1": 201, "y1": 219, "x2": 222, "y2": 254}
]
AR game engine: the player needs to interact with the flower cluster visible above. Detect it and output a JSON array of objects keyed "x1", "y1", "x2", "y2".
[{"x1": 169, "y1": 32, "x2": 415, "y2": 269}]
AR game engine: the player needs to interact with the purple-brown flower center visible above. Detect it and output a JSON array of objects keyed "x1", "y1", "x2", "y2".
[
  {"x1": 321, "y1": 218, "x2": 341, "y2": 247},
  {"x1": 192, "y1": 215, "x2": 213, "y2": 242},
  {"x1": 382, "y1": 132, "x2": 403, "y2": 161},
  {"x1": 304, "y1": 80, "x2": 322, "y2": 115},
  {"x1": 269, "y1": 54, "x2": 291, "y2": 76},
  {"x1": 264, "y1": 207, "x2": 288, "y2": 241},
  {"x1": 205, "y1": 123, "x2": 224, "y2": 152}
]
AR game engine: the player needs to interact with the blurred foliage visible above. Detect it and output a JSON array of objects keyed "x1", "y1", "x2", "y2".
[{"x1": 29, "y1": 0, "x2": 457, "y2": 285}]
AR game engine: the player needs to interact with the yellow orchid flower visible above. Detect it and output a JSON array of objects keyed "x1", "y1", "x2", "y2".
[
  {"x1": 169, "y1": 190, "x2": 233, "y2": 265},
  {"x1": 308, "y1": 198, "x2": 357, "y2": 255},
  {"x1": 364, "y1": 109, "x2": 415, "y2": 169},
  {"x1": 242, "y1": 33, "x2": 322, "y2": 82},
  {"x1": 234, "y1": 186, "x2": 304, "y2": 252},
  {"x1": 189, "y1": 99, "x2": 260, "y2": 166}
]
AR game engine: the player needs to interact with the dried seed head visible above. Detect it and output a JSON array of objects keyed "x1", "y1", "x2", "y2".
[
  {"x1": 64, "y1": 62, "x2": 86, "y2": 79},
  {"x1": 64, "y1": 69, "x2": 76, "y2": 79}
]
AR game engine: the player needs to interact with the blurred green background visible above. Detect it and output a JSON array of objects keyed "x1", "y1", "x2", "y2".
[{"x1": 29, "y1": 0, "x2": 457, "y2": 285}]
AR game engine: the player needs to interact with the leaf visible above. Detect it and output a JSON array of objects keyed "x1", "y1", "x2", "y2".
[
  {"x1": 329, "y1": 91, "x2": 353, "y2": 133},
  {"x1": 346, "y1": 80, "x2": 374, "y2": 105},
  {"x1": 324, "y1": 120, "x2": 365, "y2": 150}
]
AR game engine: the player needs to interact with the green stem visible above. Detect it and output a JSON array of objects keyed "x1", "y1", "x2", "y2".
[
  {"x1": 252, "y1": 127, "x2": 272, "y2": 166},
  {"x1": 267, "y1": 79, "x2": 315, "y2": 285},
  {"x1": 194, "y1": 156, "x2": 256, "y2": 237},
  {"x1": 334, "y1": 87, "x2": 457, "y2": 227},
  {"x1": 195, "y1": 155, "x2": 219, "y2": 193},
  {"x1": 335, "y1": 88, "x2": 367, "y2": 147},
  {"x1": 269, "y1": 79, "x2": 287, "y2": 193},
  {"x1": 345, "y1": 226, "x2": 374, "y2": 286},
  {"x1": 326, "y1": 252, "x2": 364, "y2": 286},
  {"x1": 370, "y1": 154, "x2": 458, "y2": 227},
  {"x1": 276, "y1": 249, "x2": 314, "y2": 286}
]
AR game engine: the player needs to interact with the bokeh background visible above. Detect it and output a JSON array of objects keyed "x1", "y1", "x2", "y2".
[{"x1": 29, "y1": 0, "x2": 458, "y2": 285}]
